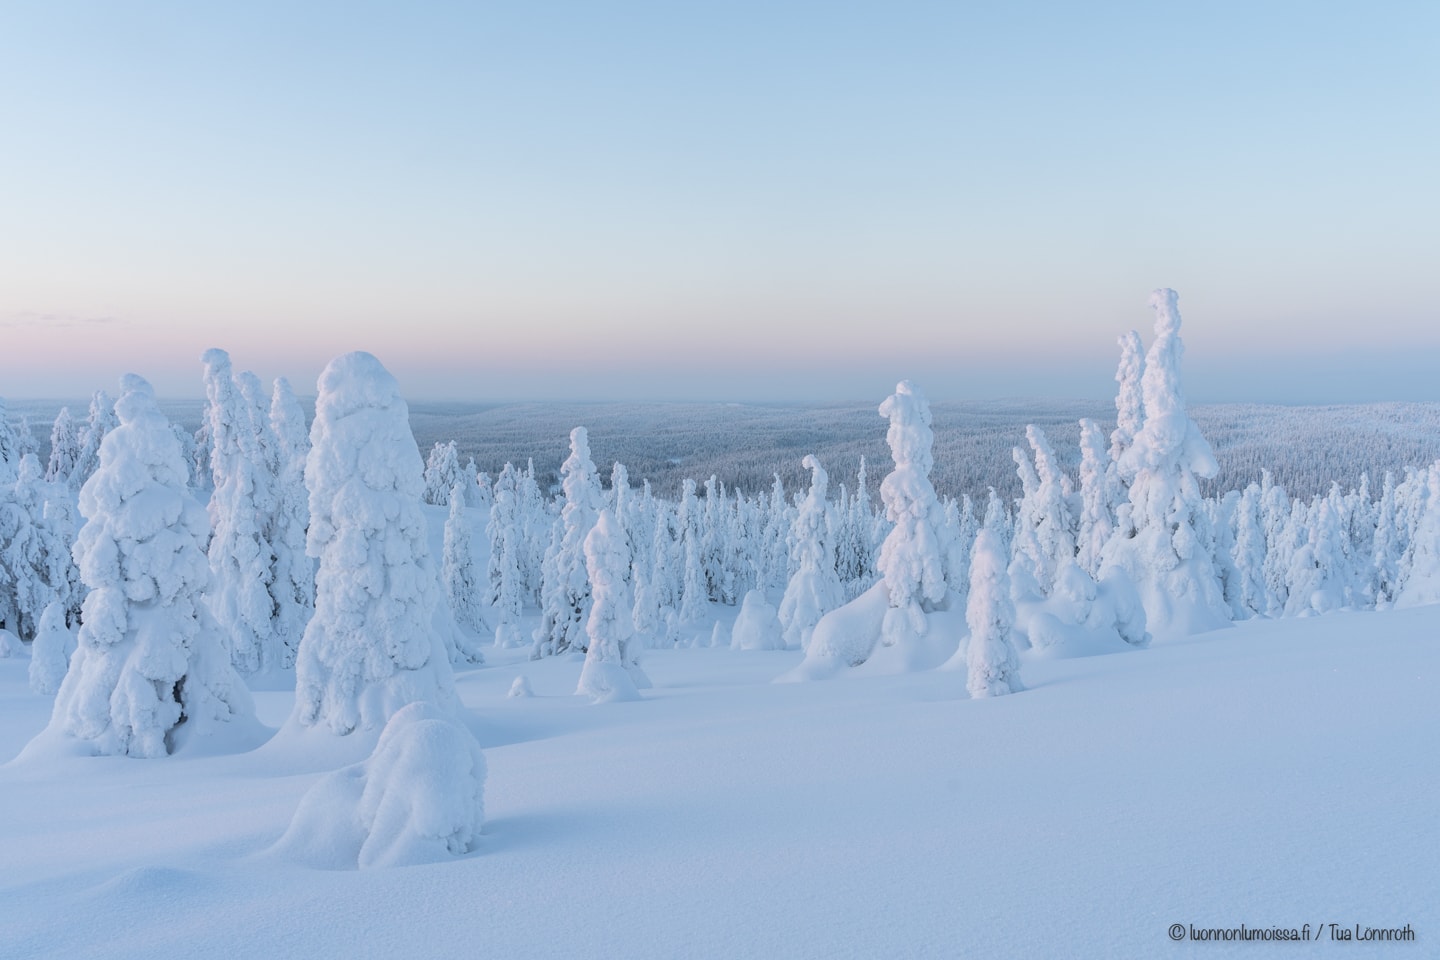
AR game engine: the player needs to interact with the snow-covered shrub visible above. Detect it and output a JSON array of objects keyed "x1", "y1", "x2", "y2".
[
  {"x1": 1014, "y1": 562, "x2": 1150, "y2": 658},
  {"x1": 28, "y1": 600, "x2": 74, "y2": 695},
  {"x1": 273, "y1": 701, "x2": 485, "y2": 870},
  {"x1": 731, "y1": 589, "x2": 784, "y2": 651}
]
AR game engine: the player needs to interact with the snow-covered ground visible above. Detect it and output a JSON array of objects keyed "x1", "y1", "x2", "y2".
[{"x1": 3, "y1": 599, "x2": 1434, "y2": 959}]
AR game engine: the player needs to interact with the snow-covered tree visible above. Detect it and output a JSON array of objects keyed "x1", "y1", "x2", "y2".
[
  {"x1": 1369, "y1": 472, "x2": 1401, "y2": 607},
  {"x1": 202, "y1": 349, "x2": 285, "y2": 675},
  {"x1": 28, "y1": 600, "x2": 74, "y2": 695},
  {"x1": 48, "y1": 375, "x2": 257, "y2": 757},
  {"x1": 1231, "y1": 482, "x2": 1269, "y2": 617},
  {"x1": 268, "y1": 376, "x2": 314, "y2": 665},
  {"x1": 777, "y1": 455, "x2": 844, "y2": 650},
  {"x1": 874, "y1": 381, "x2": 951, "y2": 655},
  {"x1": 293, "y1": 352, "x2": 457, "y2": 736},
  {"x1": 1075, "y1": 418, "x2": 1115, "y2": 576},
  {"x1": 576, "y1": 508, "x2": 648, "y2": 701},
  {"x1": 442, "y1": 484, "x2": 485, "y2": 633},
  {"x1": 423, "y1": 441, "x2": 465, "y2": 507},
  {"x1": 964, "y1": 528, "x2": 1022, "y2": 698},
  {"x1": 1009, "y1": 425, "x2": 1076, "y2": 599},
  {"x1": 1396, "y1": 461, "x2": 1440, "y2": 607},
  {"x1": 72, "y1": 390, "x2": 117, "y2": 490},
  {"x1": 1101, "y1": 290, "x2": 1230, "y2": 638},
  {"x1": 487, "y1": 463, "x2": 527, "y2": 648},
  {"x1": 2, "y1": 455, "x2": 74, "y2": 641},
  {"x1": 533, "y1": 427, "x2": 603, "y2": 658},
  {"x1": 0, "y1": 397, "x2": 19, "y2": 483},
  {"x1": 45, "y1": 407, "x2": 81, "y2": 485}
]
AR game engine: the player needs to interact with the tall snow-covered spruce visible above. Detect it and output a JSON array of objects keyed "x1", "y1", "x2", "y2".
[
  {"x1": 576, "y1": 508, "x2": 648, "y2": 701},
  {"x1": 785, "y1": 381, "x2": 961, "y2": 679},
  {"x1": 202, "y1": 349, "x2": 287, "y2": 675},
  {"x1": 44, "y1": 375, "x2": 259, "y2": 757},
  {"x1": 292, "y1": 352, "x2": 457, "y2": 737},
  {"x1": 962, "y1": 529, "x2": 1022, "y2": 698},
  {"x1": 777, "y1": 455, "x2": 844, "y2": 650},
  {"x1": 1101, "y1": 289, "x2": 1230, "y2": 639},
  {"x1": 533, "y1": 427, "x2": 603, "y2": 659}
]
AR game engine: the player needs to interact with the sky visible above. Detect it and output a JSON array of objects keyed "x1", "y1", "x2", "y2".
[{"x1": 1, "y1": 0, "x2": 1437, "y2": 404}]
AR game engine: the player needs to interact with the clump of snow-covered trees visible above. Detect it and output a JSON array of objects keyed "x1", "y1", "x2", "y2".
[{"x1": 4, "y1": 285, "x2": 1440, "y2": 737}]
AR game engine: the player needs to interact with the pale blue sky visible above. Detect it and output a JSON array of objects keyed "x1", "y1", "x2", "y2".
[{"x1": 1, "y1": 1, "x2": 1436, "y2": 402}]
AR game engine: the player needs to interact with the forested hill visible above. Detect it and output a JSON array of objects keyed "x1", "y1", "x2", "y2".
[{"x1": 7, "y1": 397, "x2": 1440, "y2": 503}]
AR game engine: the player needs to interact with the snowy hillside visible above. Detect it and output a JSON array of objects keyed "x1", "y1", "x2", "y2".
[
  {"x1": 2, "y1": 601, "x2": 1435, "y2": 959},
  {"x1": 2, "y1": 293, "x2": 1436, "y2": 959}
]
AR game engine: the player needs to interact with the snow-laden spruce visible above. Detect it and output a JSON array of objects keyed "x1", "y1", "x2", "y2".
[
  {"x1": 423, "y1": 441, "x2": 465, "y2": 507},
  {"x1": 267, "y1": 376, "x2": 315, "y2": 665},
  {"x1": 533, "y1": 427, "x2": 603, "y2": 658},
  {"x1": 2, "y1": 454, "x2": 75, "y2": 641},
  {"x1": 45, "y1": 407, "x2": 80, "y2": 485},
  {"x1": 0, "y1": 396, "x2": 19, "y2": 483},
  {"x1": 43, "y1": 375, "x2": 259, "y2": 758},
  {"x1": 487, "y1": 463, "x2": 528, "y2": 649},
  {"x1": 442, "y1": 484, "x2": 486, "y2": 635},
  {"x1": 28, "y1": 600, "x2": 74, "y2": 695},
  {"x1": 292, "y1": 352, "x2": 458, "y2": 737},
  {"x1": 958, "y1": 529, "x2": 1022, "y2": 697},
  {"x1": 1100, "y1": 290, "x2": 1230, "y2": 639},
  {"x1": 273, "y1": 701, "x2": 485, "y2": 869},
  {"x1": 1009, "y1": 425, "x2": 1075, "y2": 600},
  {"x1": 202, "y1": 349, "x2": 288, "y2": 675},
  {"x1": 784, "y1": 381, "x2": 963, "y2": 679},
  {"x1": 576, "y1": 508, "x2": 648, "y2": 701},
  {"x1": 71, "y1": 389, "x2": 116, "y2": 490},
  {"x1": 777, "y1": 455, "x2": 844, "y2": 651},
  {"x1": 1396, "y1": 461, "x2": 1440, "y2": 607}
]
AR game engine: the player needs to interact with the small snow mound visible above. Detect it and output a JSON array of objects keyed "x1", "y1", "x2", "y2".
[
  {"x1": 777, "y1": 582, "x2": 889, "y2": 682},
  {"x1": 709, "y1": 621, "x2": 730, "y2": 649},
  {"x1": 272, "y1": 702, "x2": 486, "y2": 870},
  {"x1": 30, "y1": 602, "x2": 76, "y2": 694},
  {"x1": 507, "y1": 675, "x2": 533, "y2": 698},
  {"x1": 0, "y1": 628, "x2": 21, "y2": 658},
  {"x1": 731, "y1": 590, "x2": 784, "y2": 651}
]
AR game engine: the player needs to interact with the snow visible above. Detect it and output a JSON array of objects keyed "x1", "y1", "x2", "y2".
[
  {"x1": 2, "y1": 597, "x2": 1437, "y2": 958},
  {"x1": 730, "y1": 588, "x2": 784, "y2": 651},
  {"x1": 270, "y1": 701, "x2": 485, "y2": 870}
]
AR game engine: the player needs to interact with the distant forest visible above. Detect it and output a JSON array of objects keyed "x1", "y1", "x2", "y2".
[{"x1": 8, "y1": 397, "x2": 1440, "y2": 504}]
